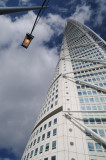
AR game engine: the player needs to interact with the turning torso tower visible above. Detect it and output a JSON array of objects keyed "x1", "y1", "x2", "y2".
[{"x1": 21, "y1": 19, "x2": 106, "y2": 160}]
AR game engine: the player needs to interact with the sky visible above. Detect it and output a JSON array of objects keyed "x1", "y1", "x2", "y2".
[{"x1": 0, "y1": 0, "x2": 105, "y2": 159}]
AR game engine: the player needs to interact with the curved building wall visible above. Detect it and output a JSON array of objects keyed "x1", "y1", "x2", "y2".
[{"x1": 21, "y1": 19, "x2": 106, "y2": 160}]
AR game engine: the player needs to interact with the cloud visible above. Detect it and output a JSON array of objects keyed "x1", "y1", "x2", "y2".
[
  {"x1": 0, "y1": 0, "x2": 8, "y2": 6},
  {"x1": 0, "y1": 12, "x2": 62, "y2": 158},
  {"x1": 19, "y1": 0, "x2": 32, "y2": 6},
  {"x1": 94, "y1": 0, "x2": 106, "y2": 26},
  {"x1": 52, "y1": 6, "x2": 68, "y2": 13},
  {"x1": 70, "y1": 4, "x2": 92, "y2": 24}
]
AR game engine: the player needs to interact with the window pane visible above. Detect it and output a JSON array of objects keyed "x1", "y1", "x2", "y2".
[
  {"x1": 42, "y1": 134, "x2": 45, "y2": 141},
  {"x1": 51, "y1": 156, "x2": 56, "y2": 160},
  {"x1": 95, "y1": 118, "x2": 101, "y2": 124},
  {"x1": 99, "y1": 129, "x2": 105, "y2": 137},
  {"x1": 103, "y1": 105, "x2": 106, "y2": 110},
  {"x1": 92, "y1": 106, "x2": 97, "y2": 110},
  {"x1": 101, "y1": 118, "x2": 106, "y2": 124},
  {"x1": 95, "y1": 143, "x2": 102, "y2": 152},
  {"x1": 87, "y1": 106, "x2": 91, "y2": 110},
  {"x1": 52, "y1": 141, "x2": 56, "y2": 149},
  {"x1": 97, "y1": 106, "x2": 102, "y2": 110},
  {"x1": 39, "y1": 145, "x2": 43, "y2": 153},
  {"x1": 44, "y1": 158, "x2": 48, "y2": 160},
  {"x1": 44, "y1": 124, "x2": 47, "y2": 130},
  {"x1": 47, "y1": 131, "x2": 51, "y2": 138},
  {"x1": 34, "y1": 148, "x2": 38, "y2": 156},
  {"x1": 53, "y1": 129, "x2": 57, "y2": 136},
  {"x1": 83, "y1": 118, "x2": 89, "y2": 124},
  {"x1": 89, "y1": 118, "x2": 95, "y2": 124},
  {"x1": 88, "y1": 142, "x2": 94, "y2": 151},
  {"x1": 48, "y1": 121, "x2": 52, "y2": 127},
  {"x1": 30, "y1": 150, "x2": 33, "y2": 158},
  {"x1": 45, "y1": 143, "x2": 49, "y2": 151},
  {"x1": 54, "y1": 118, "x2": 57, "y2": 124}
]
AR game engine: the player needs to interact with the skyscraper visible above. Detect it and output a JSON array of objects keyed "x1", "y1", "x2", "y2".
[{"x1": 21, "y1": 19, "x2": 106, "y2": 160}]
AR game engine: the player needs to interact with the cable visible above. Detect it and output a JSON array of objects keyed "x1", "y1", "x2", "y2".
[{"x1": 31, "y1": 0, "x2": 50, "y2": 34}]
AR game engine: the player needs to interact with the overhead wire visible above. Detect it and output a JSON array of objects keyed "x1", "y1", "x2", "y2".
[{"x1": 31, "y1": 0, "x2": 50, "y2": 34}]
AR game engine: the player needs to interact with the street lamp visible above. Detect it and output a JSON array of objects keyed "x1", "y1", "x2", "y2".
[{"x1": 22, "y1": 33, "x2": 34, "y2": 49}]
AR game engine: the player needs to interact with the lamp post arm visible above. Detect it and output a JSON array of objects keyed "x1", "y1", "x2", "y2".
[
  {"x1": 65, "y1": 113, "x2": 106, "y2": 145},
  {"x1": 0, "y1": 6, "x2": 48, "y2": 15}
]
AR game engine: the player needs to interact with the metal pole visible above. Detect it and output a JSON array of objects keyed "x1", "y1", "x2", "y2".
[
  {"x1": 66, "y1": 113, "x2": 106, "y2": 145},
  {"x1": 0, "y1": 6, "x2": 48, "y2": 15}
]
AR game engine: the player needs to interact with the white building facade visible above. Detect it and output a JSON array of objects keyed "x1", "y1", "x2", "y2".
[{"x1": 21, "y1": 19, "x2": 106, "y2": 160}]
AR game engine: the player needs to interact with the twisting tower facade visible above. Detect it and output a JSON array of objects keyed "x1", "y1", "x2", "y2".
[{"x1": 21, "y1": 19, "x2": 106, "y2": 160}]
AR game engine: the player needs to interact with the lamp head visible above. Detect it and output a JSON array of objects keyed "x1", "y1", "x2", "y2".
[{"x1": 22, "y1": 33, "x2": 34, "y2": 49}]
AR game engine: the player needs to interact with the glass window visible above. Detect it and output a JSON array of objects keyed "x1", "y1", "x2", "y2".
[
  {"x1": 87, "y1": 106, "x2": 91, "y2": 110},
  {"x1": 79, "y1": 98, "x2": 84, "y2": 103},
  {"x1": 42, "y1": 134, "x2": 45, "y2": 141},
  {"x1": 56, "y1": 89, "x2": 58, "y2": 92},
  {"x1": 34, "y1": 148, "x2": 38, "y2": 156},
  {"x1": 40, "y1": 127, "x2": 42, "y2": 132},
  {"x1": 52, "y1": 141, "x2": 56, "y2": 149},
  {"x1": 77, "y1": 86, "x2": 80, "y2": 89},
  {"x1": 88, "y1": 142, "x2": 94, "y2": 151},
  {"x1": 48, "y1": 121, "x2": 52, "y2": 127},
  {"x1": 99, "y1": 83, "x2": 103, "y2": 87},
  {"x1": 81, "y1": 106, "x2": 85, "y2": 110},
  {"x1": 92, "y1": 129, "x2": 98, "y2": 134},
  {"x1": 97, "y1": 106, "x2": 102, "y2": 110},
  {"x1": 95, "y1": 118, "x2": 101, "y2": 124},
  {"x1": 30, "y1": 150, "x2": 33, "y2": 158},
  {"x1": 92, "y1": 91, "x2": 96, "y2": 95},
  {"x1": 39, "y1": 145, "x2": 43, "y2": 154},
  {"x1": 55, "y1": 94, "x2": 58, "y2": 99},
  {"x1": 87, "y1": 91, "x2": 92, "y2": 95},
  {"x1": 95, "y1": 97, "x2": 99, "y2": 102},
  {"x1": 54, "y1": 118, "x2": 57, "y2": 124},
  {"x1": 47, "y1": 131, "x2": 51, "y2": 138},
  {"x1": 27, "y1": 153, "x2": 29, "y2": 158},
  {"x1": 96, "y1": 78, "x2": 100, "y2": 81},
  {"x1": 44, "y1": 158, "x2": 48, "y2": 160},
  {"x1": 103, "y1": 144, "x2": 106, "y2": 152},
  {"x1": 100, "y1": 97, "x2": 105, "y2": 102},
  {"x1": 92, "y1": 78, "x2": 96, "y2": 81},
  {"x1": 85, "y1": 130, "x2": 91, "y2": 136},
  {"x1": 83, "y1": 118, "x2": 89, "y2": 124},
  {"x1": 101, "y1": 118, "x2": 106, "y2": 124},
  {"x1": 51, "y1": 104, "x2": 53, "y2": 108},
  {"x1": 36, "y1": 130, "x2": 38, "y2": 135},
  {"x1": 33, "y1": 139, "x2": 36, "y2": 146},
  {"x1": 44, "y1": 124, "x2": 47, "y2": 130},
  {"x1": 103, "y1": 105, "x2": 106, "y2": 110},
  {"x1": 45, "y1": 143, "x2": 49, "y2": 151},
  {"x1": 83, "y1": 91, "x2": 87, "y2": 95},
  {"x1": 101, "y1": 77, "x2": 105, "y2": 80},
  {"x1": 51, "y1": 156, "x2": 56, "y2": 160},
  {"x1": 99, "y1": 129, "x2": 105, "y2": 137},
  {"x1": 55, "y1": 101, "x2": 58, "y2": 105},
  {"x1": 53, "y1": 128, "x2": 57, "y2": 136},
  {"x1": 95, "y1": 143, "x2": 102, "y2": 152},
  {"x1": 89, "y1": 118, "x2": 95, "y2": 124},
  {"x1": 78, "y1": 92, "x2": 82, "y2": 96},
  {"x1": 37, "y1": 137, "x2": 40, "y2": 143},
  {"x1": 90, "y1": 98, "x2": 94, "y2": 103},
  {"x1": 92, "y1": 106, "x2": 97, "y2": 110},
  {"x1": 30, "y1": 142, "x2": 33, "y2": 148}
]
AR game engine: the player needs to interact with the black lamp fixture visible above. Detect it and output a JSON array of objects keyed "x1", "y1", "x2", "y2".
[
  {"x1": 21, "y1": 0, "x2": 49, "y2": 49},
  {"x1": 22, "y1": 33, "x2": 34, "y2": 49}
]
